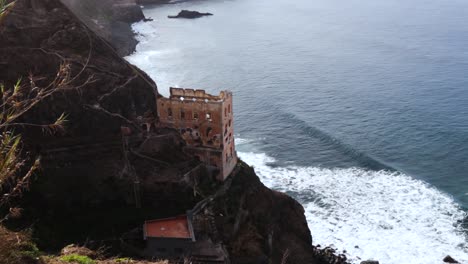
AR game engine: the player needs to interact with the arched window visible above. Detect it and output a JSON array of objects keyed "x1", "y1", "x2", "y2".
[
  {"x1": 180, "y1": 110, "x2": 185, "y2": 119},
  {"x1": 228, "y1": 104, "x2": 231, "y2": 113},
  {"x1": 206, "y1": 127, "x2": 212, "y2": 137},
  {"x1": 168, "y1": 108, "x2": 173, "y2": 118}
]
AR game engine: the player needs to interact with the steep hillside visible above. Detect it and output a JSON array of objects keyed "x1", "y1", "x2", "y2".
[{"x1": 0, "y1": 0, "x2": 200, "y2": 249}]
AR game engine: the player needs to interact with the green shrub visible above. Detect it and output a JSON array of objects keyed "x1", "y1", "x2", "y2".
[
  {"x1": 115, "y1": 258, "x2": 132, "y2": 263},
  {"x1": 15, "y1": 241, "x2": 41, "y2": 258},
  {"x1": 60, "y1": 254, "x2": 96, "y2": 264}
]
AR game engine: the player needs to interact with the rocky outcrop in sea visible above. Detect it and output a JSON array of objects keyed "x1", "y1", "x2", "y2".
[{"x1": 168, "y1": 10, "x2": 213, "y2": 19}]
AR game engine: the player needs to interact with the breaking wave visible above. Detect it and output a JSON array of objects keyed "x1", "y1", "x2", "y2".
[{"x1": 237, "y1": 142, "x2": 468, "y2": 264}]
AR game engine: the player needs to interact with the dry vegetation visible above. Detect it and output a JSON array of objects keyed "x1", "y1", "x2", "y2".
[
  {"x1": 0, "y1": 70, "x2": 68, "y2": 212},
  {"x1": 0, "y1": 71, "x2": 67, "y2": 263},
  {"x1": 0, "y1": 225, "x2": 39, "y2": 263}
]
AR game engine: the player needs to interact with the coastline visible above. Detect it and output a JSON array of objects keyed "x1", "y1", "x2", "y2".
[{"x1": 61, "y1": 0, "x2": 148, "y2": 56}]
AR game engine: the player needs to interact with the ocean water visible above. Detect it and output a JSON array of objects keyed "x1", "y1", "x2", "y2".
[{"x1": 126, "y1": 0, "x2": 468, "y2": 262}]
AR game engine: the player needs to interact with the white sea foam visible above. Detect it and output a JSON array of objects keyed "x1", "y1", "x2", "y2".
[
  {"x1": 234, "y1": 137, "x2": 254, "y2": 145},
  {"x1": 126, "y1": 45, "x2": 181, "y2": 97},
  {"x1": 237, "y1": 147, "x2": 468, "y2": 264}
]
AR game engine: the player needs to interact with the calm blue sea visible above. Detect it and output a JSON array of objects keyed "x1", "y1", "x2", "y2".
[{"x1": 126, "y1": 0, "x2": 468, "y2": 262}]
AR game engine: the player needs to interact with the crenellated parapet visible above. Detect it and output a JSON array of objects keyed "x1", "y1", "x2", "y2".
[{"x1": 157, "y1": 88, "x2": 237, "y2": 181}]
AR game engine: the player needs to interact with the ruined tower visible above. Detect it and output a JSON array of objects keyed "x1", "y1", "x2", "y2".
[{"x1": 157, "y1": 88, "x2": 237, "y2": 181}]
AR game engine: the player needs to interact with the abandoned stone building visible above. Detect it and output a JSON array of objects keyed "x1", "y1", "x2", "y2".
[{"x1": 157, "y1": 88, "x2": 237, "y2": 181}]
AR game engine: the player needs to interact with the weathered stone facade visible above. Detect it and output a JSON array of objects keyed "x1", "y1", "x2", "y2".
[{"x1": 157, "y1": 88, "x2": 237, "y2": 181}]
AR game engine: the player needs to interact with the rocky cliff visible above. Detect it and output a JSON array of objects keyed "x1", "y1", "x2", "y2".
[
  {"x1": 60, "y1": 0, "x2": 146, "y2": 56},
  {"x1": 0, "y1": 0, "x2": 324, "y2": 263}
]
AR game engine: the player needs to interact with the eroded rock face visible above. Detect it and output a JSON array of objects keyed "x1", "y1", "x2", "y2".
[{"x1": 209, "y1": 163, "x2": 317, "y2": 264}]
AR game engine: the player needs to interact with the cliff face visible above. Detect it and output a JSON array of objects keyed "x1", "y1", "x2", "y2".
[
  {"x1": 211, "y1": 163, "x2": 316, "y2": 264},
  {"x1": 60, "y1": 0, "x2": 146, "y2": 56},
  {"x1": 0, "y1": 1, "x2": 319, "y2": 263}
]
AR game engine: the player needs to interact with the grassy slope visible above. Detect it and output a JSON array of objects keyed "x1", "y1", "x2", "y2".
[{"x1": 0, "y1": 224, "x2": 169, "y2": 264}]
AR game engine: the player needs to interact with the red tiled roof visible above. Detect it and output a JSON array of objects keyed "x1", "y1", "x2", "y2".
[{"x1": 144, "y1": 215, "x2": 192, "y2": 239}]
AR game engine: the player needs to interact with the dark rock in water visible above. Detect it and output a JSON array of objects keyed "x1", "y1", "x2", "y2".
[
  {"x1": 168, "y1": 10, "x2": 213, "y2": 19},
  {"x1": 443, "y1": 255, "x2": 460, "y2": 263},
  {"x1": 138, "y1": 0, "x2": 171, "y2": 4},
  {"x1": 361, "y1": 261, "x2": 380, "y2": 264}
]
